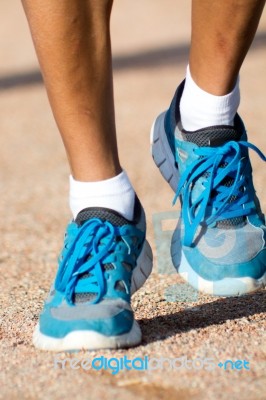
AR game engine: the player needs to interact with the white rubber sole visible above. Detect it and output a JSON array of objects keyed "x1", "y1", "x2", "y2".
[
  {"x1": 151, "y1": 113, "x2": 266, "y2": 297},
  {"x1": 33, "y1": 240, "x2": 152, "y2": 351},
  {"x1": 33, "y1": 320, "x2": 142, "y2": 352}
]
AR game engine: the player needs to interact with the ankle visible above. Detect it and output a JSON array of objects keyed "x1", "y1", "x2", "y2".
[
  {"x1": 71, "y1": 162, "x2": 122, "y2": 182},
  {"x1": 69, "y1": 170, "x2": 135, "y2": 220},
  {"x1": 180, "y1": 66, "x2": 240, "y2": 131}
]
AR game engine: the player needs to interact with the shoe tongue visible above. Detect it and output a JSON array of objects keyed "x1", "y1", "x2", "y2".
[
  {"x1": 75, "y1": 207, "x2": 128, "y2": 227},
  {"x1": 73, "y1": 207, "x2": 128, "y2": 304},
  {"x1": 182, "y1": 125, "x2": 241, "y2": 147},
  {"x1": 182, "y1": 125, "x2": 245, "y2": 229}
]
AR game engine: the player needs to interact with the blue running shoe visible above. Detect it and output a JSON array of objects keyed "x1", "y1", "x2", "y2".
[
  {"x1": 151, "y1": 81, "x2": 266, "y2": 296},
  {"x1": 33, "y1": 196, "x2": 153, "y2": 351}
]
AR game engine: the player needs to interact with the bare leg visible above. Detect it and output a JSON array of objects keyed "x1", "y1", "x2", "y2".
[
  {"x1": 189, "y1": 0, "x2": 265, "y2": 95},
  {"x1": 21, "y1": 0, "x2": 120, "y2": 181},
  {"x1": 24, "y1": 1, "x2": 153, "y2": 353}
]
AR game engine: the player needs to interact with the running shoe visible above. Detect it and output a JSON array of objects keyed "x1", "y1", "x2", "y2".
[
  {"x1": 151, "y1": 81, "x2": 266, "y2": 296},
  {"x1": 33, "y1": 195, "x2": 153, "y2": 351}
]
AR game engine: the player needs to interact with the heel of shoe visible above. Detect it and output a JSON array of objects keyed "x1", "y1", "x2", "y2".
[
  {"x1": 150, "y1": 112, "x2": 179, "y2": 192},
  {"x1": 131, "y1": 240, "x2": 153, "y2": 294}
]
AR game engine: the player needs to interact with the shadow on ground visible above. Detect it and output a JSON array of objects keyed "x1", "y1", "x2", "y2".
[
  {"x1": 139, "y1": 290, "x2": 266, "y2": 344},
  {"x1": 1, "y1": 31, "x2": 266, "y2": 91}
]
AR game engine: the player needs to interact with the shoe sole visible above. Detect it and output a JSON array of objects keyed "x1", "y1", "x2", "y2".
[
  {"x1": 33, "y1": 240, "x2": 153, "y2": 351},
  {"x1": 151, "y1": 112, "x2": 266, "y2": 296}
]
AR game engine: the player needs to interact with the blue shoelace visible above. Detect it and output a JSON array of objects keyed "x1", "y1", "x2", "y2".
[
  {"x1": 173, "y1": 140, "x2": 266, "y2": 246},
  {"x1": 55, "y1": 219, "x2": 138, "y2": 305}
]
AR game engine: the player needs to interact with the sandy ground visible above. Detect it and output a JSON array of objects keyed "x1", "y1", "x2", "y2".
[{"x1": 0, "y1": 1, "x2": 265, "y2": 399}]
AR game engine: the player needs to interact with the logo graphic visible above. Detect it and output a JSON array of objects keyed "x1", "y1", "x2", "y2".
[{"x1": 53, "y1": 354, "x2": 251, "y2": 374}]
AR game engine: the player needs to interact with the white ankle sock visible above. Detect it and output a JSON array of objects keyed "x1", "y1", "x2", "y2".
[
  {"x1": 69, "y1": 170, "x2": 135, "y2": 220},
  {"x1": 180, "y1": 66, "x2": 240, "y2": 131}
]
